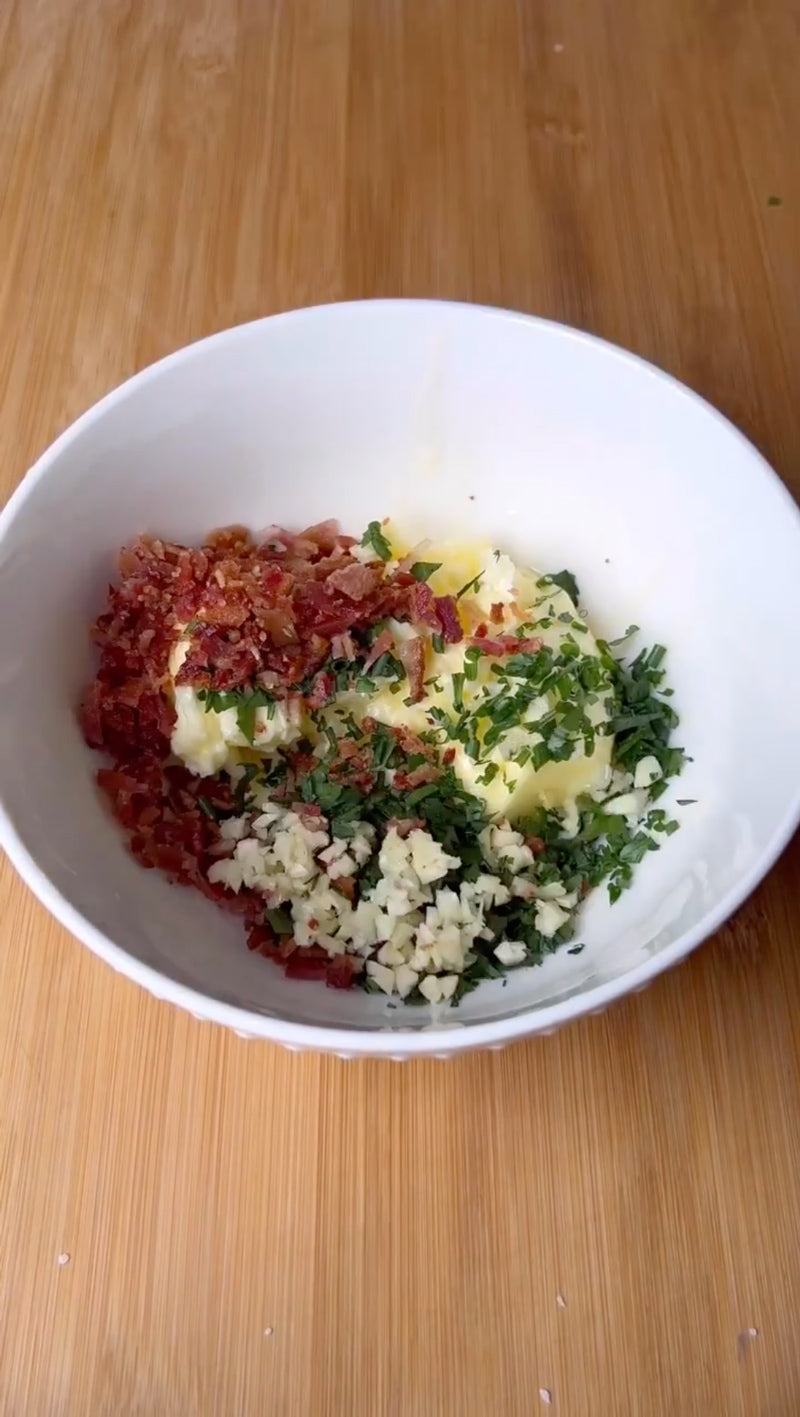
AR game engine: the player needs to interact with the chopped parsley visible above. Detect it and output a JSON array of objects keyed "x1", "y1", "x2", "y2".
[
  {"x1": 198, "y1": 684, "x2": 278, "y2": 744},
  {"x1": 361, "y1": 520, "x2": 392, "y2": 561},
  {"x1": 410, "y1": 561, "x2": 442, "y2": 582},
  {"x1": 455, "y1": 571, "x2": 483, "y2": 600},
  {"x1": 548, "y1": 569, "x2": 580, "y2": 603}
]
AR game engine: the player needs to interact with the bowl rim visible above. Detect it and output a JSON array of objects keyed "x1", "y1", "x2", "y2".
[{"x1": 1, "y1": 297, "x2": 799, "y2": 1056}]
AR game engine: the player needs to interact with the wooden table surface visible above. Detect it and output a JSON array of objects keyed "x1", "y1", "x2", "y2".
[{"x1": 1, "y1": 2, "x2": 799, "y2": 1413}]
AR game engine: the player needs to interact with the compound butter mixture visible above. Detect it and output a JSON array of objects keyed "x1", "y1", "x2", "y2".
[{"x1": 81, "y1": 518, "x2": 685, "y2": 1005}]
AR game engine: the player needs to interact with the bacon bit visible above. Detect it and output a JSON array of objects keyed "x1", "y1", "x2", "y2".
[
  {"x1": 80, "y1": 682, "x2": 105, "y2": 749},
  {"x1": 363, "y1": 627, "x2": 393, "y2": 671},
  {"x1": 490, "y1": 602, "x2": 505, "y2": 624},
  {"x1": 331, "y1": 876, "x2": 356, "y2": 902},
  {"x1": 403, "y1": 581, "x2": 442, "y2": 631},
  {"x1": 302, "y1": 520, "x2": 346, "y2": 553},
  {"x1": 307, "y1": 671, "x2": 335, "y2": 709},
  {"x1": 331, "y1": 631, "x2": 356, "y2": 661},
  {"x1": 434, "y1": 595, "x2": 463, "y2": 644},
  {"x1": 394, "y1": 725, "x2": 435, "y2": 759},
  {"x1": 198, "y1": 601, "x2": 249, "y2": 628},
  {"x1": 468, "y1": 635, "x2": 543, "y2": 656},
  {"x1": 284, "y1": 954, "x2": 328, "y2": 981},
  {"x1": 328, "y1": 739, "x2": 376, "y2": 792},
  {"x1": 326, "y1": 563, "x2": 381, "y2": 601},
  {"x1": 205, "y1": 525, "x2": 252, "y2": 553},
  {"x1": 386, "y1": 817, "x2": 426, "y2": 838},
  {"x1": 397, "y1": 635, "x2": 426, "y2": 702},
  {"x1": 256, "y1": 608, "x2": 298, "y2": 646},
  {"x1": 525, "y1": 835, "x2": 546, "y2": 856},
  {"x1": 326, "y1": 955, "x2": 360, "y2": 989},
  {"x1": 475, "y1": 623, "x2": 488, "y2": 638},
  {"x1": 393, "y1": 764, "x2": 440, "y2": 790},
  {"x1": 247, "y1": 924, "x2": 280, "y2": 957},
  {"x1": 443, "y1": 747, "x2": 456, "y2": 765}
]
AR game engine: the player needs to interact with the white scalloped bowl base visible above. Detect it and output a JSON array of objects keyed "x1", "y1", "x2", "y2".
[{"x1": 1, "y1": 302, "x2": 799, "y2": 1058}]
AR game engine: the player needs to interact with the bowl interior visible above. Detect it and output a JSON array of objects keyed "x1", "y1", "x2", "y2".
[{"x1": 1, "y1": 301, "x2": 799, "y2": 1043}]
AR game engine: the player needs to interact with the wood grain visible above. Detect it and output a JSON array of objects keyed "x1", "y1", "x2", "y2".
[{"x1": 1, "y1": 1, "x2": 799, "y2": 1412}]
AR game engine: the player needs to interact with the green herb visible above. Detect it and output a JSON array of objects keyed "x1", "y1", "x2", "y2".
[
  {"x1": 266, "y1": 907, "x2": 293, "y2": 936},
  {"x1": 197, "y1": 796, "x2": 216, "y2": 820},
  {"x1": 455, "y1": 571, "x2": 483, "y2": 600},
  {"x1": 410, "y1": 561, "x2": 442, "y2": 582},
  {"x1": 198, "y1": 684, "x2": 278, "y2": 745},
  {"x1": 360, "y1": 520, "x2": 392, "y2": 561},
  {"x1": 549, "y1": 569, "x2": 580, "y2": 603},
  {"x1": 432, "y1": 633, "x2": 445, "y2": 655},
  {"x1": 452, "y1": 672, "x2": 465, "y2": 712},
  {"x1": 609, "y1": 625, "x2": 639, "y2": 646},
  {"x1": 370, "y1": 652, "x2": 403, "y2": 681},
  {"x1": 600, "y1": 640, "x2": 686, "y2": 780}
]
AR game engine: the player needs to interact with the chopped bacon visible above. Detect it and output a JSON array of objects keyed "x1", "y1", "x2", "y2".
[
  {"x1": 255, "y1": 608, "x2": 298, "y2": 645},
  {"x1": 331, "y1": 876, "x2": 357, "y2": 902},
  {"x1": 302, "y1": 520, "x2": 350, "y2": 553},
  {"x1": 198, "y1": 601, "x2": 250, "y2": 628},
  {"x1": 525, "y1": 835, "x2": 546, "y2": 856},
  {"x1": 394, "y1": 725, "x2": 436, "y2": 759},
  {"x1": 443, "y1": 747, "x2": 456, "y2": 765},
  {"x1": 490, "y1": 602, "x2": 505, "y2": 624},
  {"x1": 386, "y1": 816, "x2": 426, "y2": 838},
  {"x1": 80, "y1": 681, "x2": 105, "y2": 749},
  {"x1": 393, "y1": 764, "x2": 441, "y2": 790},
  {"x1": 467, "y1": 635, "x2": 543, "y2": 656},
  {"x1": 363, "y1": 627, "x2": 393, "y2": 671},
  {"x1": 397, "y1": 635, "x2": 426, "y2": 702},
  {"x1": 329, "y1": 741, "x2": 376, "y2": 792},
  {"x1": 434, "y1": 596, "x2": 463, "y2": 644},
  {"x1": 326, "y1": 563, "x2": 381, "y2": 601},
  {"x1": 89, "y1": 521, "x2": 423, "y2": 707},
  {"x1": 326, "y1": 954, "x2": 360, "y2": 989},
  {"x1": 307, "y1": 671, "x2": 336, "y2": 709},
  {"x1": 284, "y1": 946, "x2": 329, "y2": 981},
  {"x1": 247, "y1": 924, "x2": 280, "y2": 958},
  {"x1": 396, "y1": 580, "x2": 441, "y2": 631}
]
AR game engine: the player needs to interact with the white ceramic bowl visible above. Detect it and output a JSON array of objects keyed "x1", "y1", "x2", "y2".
[{"x1": 1, "y1": 301, "x2": 799, "y2": 1058}]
